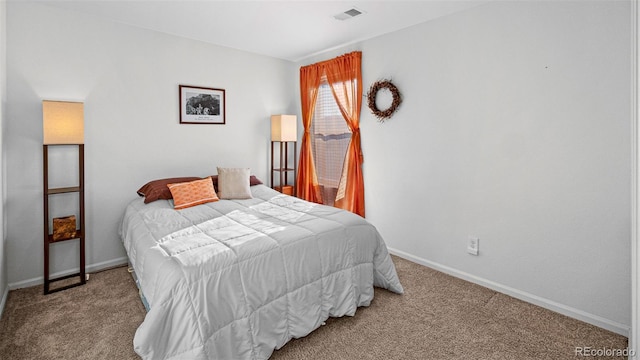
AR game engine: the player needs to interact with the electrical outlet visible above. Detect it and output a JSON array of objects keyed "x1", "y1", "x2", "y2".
[{"x1": 467, "y1": 237, "x2": 479, "y2": 256}]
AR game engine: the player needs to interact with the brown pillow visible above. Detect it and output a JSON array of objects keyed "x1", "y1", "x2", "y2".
[{"x1": 137, "y1": 177, "x2": 201, "y2": 204}]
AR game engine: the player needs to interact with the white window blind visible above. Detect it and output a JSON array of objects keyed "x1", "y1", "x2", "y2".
[{"x1": 311, "y1": 78, "x2": 351, "y2": 205}]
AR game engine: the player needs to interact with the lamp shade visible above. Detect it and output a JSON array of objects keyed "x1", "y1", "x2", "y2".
[
  {"x1": 271, "y1": 115, "x2": 297, "y2": 142},
  {"x1": 43, "y1": 100, "x2": 84, "y2": 145}
]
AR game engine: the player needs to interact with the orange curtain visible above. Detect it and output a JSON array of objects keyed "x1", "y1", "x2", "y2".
[
  {"x1": 295, "y1": 62, "x2": 324, "y2": 203},
  {"x1": 296, "y1": 51, "x2": 365, "y2": 217},
  {"x1": 325, "y1": 52, "x2": 364, "y2": 217}
]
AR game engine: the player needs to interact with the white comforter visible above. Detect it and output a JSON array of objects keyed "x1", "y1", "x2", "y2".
[{"x1": 120, "y1": 185, "x2": 403, "y2": 360}]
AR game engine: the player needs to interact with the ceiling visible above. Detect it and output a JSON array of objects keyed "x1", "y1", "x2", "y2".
[{"x1": 36, "y1": 0, "x2": 489, "y2": 62}]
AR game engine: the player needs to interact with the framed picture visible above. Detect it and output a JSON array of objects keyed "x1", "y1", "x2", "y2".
[{"x1": 179, "y1": 85, "x2": 226, "y2": 124}]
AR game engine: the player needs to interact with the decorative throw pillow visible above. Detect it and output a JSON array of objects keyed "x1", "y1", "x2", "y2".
[
  {"x1": 167, "y1": 176, "x2": 219, "y2": 210},
  {"x1": 137, "y1": 176, "x2": 201, "y2": 204},
  {"x1": 209, "y1": 175, "x2": 263, "y2": 191},
  {"x1": 216, "y1": 167, "x2": 252, "y2": 199}
]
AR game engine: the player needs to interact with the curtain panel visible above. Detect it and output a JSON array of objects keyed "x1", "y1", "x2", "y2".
[
  {"x1": 296, "y1": 62, "x2": 324, "y2": 204},
  {"x1": 296, "y1": 51, "x2": 365, "y2": 217}
]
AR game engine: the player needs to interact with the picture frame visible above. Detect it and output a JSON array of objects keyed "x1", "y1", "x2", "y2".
[{"x1": 179, "y1": 85, "x2": 226, "y2": 124}]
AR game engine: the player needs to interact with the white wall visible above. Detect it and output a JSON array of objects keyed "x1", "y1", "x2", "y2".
[
  {"x1": 4, "y1": 0, "x2": 632, "y2": 337},
  {"x1": 5, "y1": 3, "x2": 296, "y2": 287},
  {"x1": 0, "y1": 0, "x2": 8, "y2": 312},
  {"x1": 633, "y1": 0, "x2": 639, "y2": 354},
  {"x1": 299, "y1": 1, "x2": 631, "y2": 334}
]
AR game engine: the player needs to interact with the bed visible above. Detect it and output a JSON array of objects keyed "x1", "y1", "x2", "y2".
[{"x1": 119, "y1": 175, "x2": 403, "y2": 360}]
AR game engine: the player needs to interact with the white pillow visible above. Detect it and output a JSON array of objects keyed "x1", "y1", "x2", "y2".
[{"x1": 216, "y1": 167, "x2": 252, "y2": 199}]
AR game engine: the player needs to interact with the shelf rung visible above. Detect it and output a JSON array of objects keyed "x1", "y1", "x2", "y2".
[
  {"x1": 46, "y1": 272, "x2": 86, "y2": 294},
  {"x1": 48, "y1": 229, "x2": 82, "y2": 243},
  {"x1": 47, "y1": 186, "x2": 81, "y2": 195},
  {"x1": 49, "y1": 272, "x2": 83, "y2": 283}
]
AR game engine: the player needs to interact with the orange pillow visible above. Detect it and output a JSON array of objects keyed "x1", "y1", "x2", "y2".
[{"x1": 167, "y1": 177, "x2": 219, "y2": 210}]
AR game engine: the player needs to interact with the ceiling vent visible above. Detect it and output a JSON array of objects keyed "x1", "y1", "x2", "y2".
[{"x1": 333, "y1": 8, "x2": 364, "y2": 21}]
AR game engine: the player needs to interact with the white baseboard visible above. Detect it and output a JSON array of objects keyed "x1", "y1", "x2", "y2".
[
  {"x1": 388, "y1": 247, "x2": 630, "y2": 337},
  {"x1": 0, "y1": 285, "x2": 8, "y2": 319},
  {"x1": 8, "y1": 256, "x2": 128, "y2": 290}
]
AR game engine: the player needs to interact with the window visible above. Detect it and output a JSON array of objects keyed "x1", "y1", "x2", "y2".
[
  {"x1": 298, "y1": 51, "x2": 364, "y2": 216},
  {"x1": 310, "y1": 78, "x2": 351, "y2": 206}
]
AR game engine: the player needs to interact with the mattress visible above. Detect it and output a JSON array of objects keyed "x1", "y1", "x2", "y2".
[{"x1": 119, "y1": 184, "x2": 403, "y2": 359}]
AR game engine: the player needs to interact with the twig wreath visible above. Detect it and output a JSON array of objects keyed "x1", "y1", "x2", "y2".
[{"x1": 366, "y1": 79, "x2": 402, "y2": 122}]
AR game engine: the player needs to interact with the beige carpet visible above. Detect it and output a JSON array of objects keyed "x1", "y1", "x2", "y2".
[{"x1": 0, "y1": 256, "x2": 628, "y2": 359}]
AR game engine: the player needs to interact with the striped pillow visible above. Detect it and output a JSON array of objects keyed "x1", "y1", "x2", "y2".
[{"x1": 167, "y1": 177, "x2": 219, "y2": 210}]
